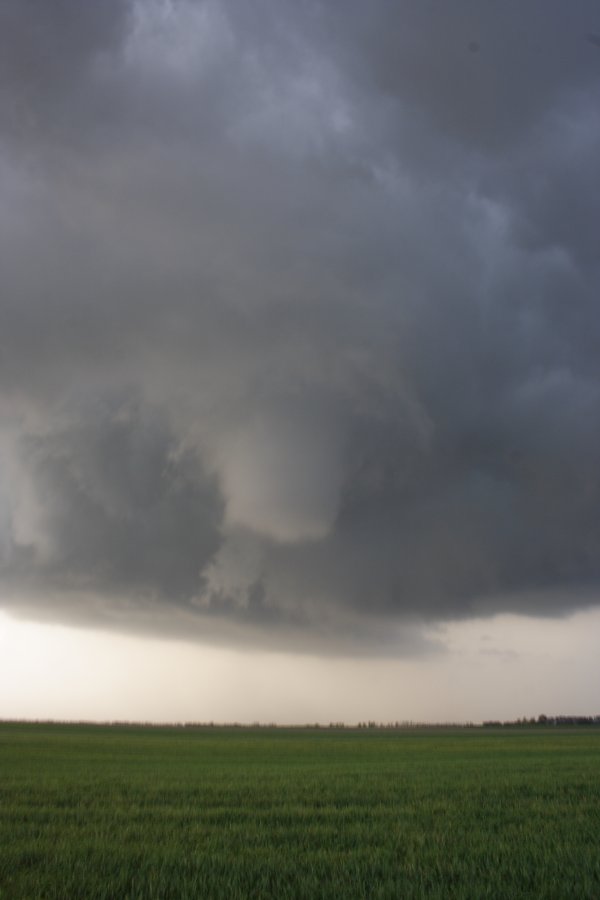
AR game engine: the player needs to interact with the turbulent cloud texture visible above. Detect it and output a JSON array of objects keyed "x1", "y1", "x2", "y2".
[{"x1": 1, "y1": 0, "x2": 600, "y2": 649}]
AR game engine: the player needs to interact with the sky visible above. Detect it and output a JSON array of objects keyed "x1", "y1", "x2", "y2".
[{"x1": 1, "y1": 0, "x2": 600, "y2": 724}]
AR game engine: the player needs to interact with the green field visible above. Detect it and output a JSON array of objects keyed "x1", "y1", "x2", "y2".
[{"x1": 1, "y1": 724, "x2": 599, "y2": 898}]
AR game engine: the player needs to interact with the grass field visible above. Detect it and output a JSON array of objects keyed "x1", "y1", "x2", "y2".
[{"x1": 1, "y1": 723, "x2": 599, "y2": 898}]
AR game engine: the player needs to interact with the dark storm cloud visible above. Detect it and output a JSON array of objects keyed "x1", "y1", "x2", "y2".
[
  {"x1": 1, "y1": 0, "x2": 600, "y2": 648},
  {"x1": 329, "y1": 0, "x2": 600, "y2": 149},
  {"x1": 0, "y1": 0, "x2": 130, "y2": 143},
  {"x1": 2, "y1": 392, "x2": 223, "y2": 601},
  {"x1": 0, "y1": 0, "x2": 127, "y2": 88}
]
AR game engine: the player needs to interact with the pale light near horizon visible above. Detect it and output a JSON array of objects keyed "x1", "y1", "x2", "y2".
[{"x1": 2, "y1": 608, "x2": 600, "y2": 725}]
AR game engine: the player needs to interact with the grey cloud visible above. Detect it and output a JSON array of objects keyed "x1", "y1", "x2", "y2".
[
  {"x1": 328, "y1": 0, "x2": 600, "y2": 150},
  {"x1": 0, "y1": 0, "x2": 599, "y2": 650},
  {"x1": 486, "y1": 104, "x2": 600, "y2": 268},
  {"x1": 0, "y1": 0, "x2": 128, "y2": 88},
  {"x1": 2, "y1": 392, "x2": 223, "y2": 602},
  {"x1": 0, "y1": 0, "x2": 131, "y2": 144}
]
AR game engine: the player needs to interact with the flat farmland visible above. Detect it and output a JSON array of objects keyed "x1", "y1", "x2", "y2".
[{"x1": 1, "y1": 724, "x2": 599, "y2": 899}]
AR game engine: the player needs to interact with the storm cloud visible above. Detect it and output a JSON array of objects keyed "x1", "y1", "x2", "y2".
[{"x1": 1, "y1": 0, "x2": 600, "y2": 649}]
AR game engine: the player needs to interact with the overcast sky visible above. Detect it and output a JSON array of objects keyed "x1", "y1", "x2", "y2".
[{"x1": 1, "y1": 1, "x2": 600, "y2": 722}]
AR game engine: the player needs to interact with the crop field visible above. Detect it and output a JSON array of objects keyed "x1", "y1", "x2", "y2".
[{"x1": 1, "y1": 724, "x2": 599, "y2": 899}]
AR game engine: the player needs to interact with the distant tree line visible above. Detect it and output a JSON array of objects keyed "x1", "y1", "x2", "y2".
[
  {"x1": 483, "y1": 715, "x2": 600, "y2": 727},
  {"x1": 4, "y1": 716, "x2": 600, "y2": 730}
]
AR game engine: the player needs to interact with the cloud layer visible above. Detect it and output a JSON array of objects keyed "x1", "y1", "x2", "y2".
[{"x1": 1, "y1": 0, "x2": 600, "y2": 649}]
